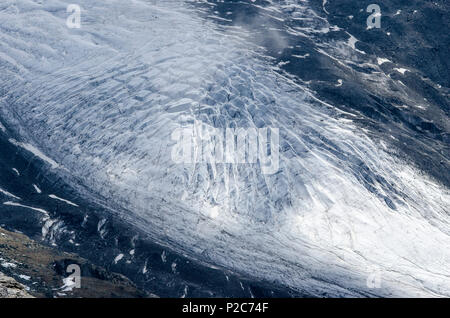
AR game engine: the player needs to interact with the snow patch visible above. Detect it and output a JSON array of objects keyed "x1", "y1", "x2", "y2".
[
  {"x1": 48, "y1": 194, "x2": 79, "y2": 207},
  {"x1": 0, "y1": 187, "x2": 21, "y2": 200},
  {"x1": 60, "y1": 277, "x2": 76, "y2": 292},
  {"x1": 394, "y1": 68, "x2": 409, "y2": 75},
  {"x1": 114, "y1": 254, "x2": 124, "y2": 264},
  {"x1": 8, "y1": 139, "x2": 59, "y2": 169},
  {"x1": 377, "y1": 58, "x2": 391, "y2": 65},
  {"x1": 292, "y1": 53, "x2": 310, "y2": 59},
  {"x1": 3, "y1": 201, "x2": 49, "y2": 218},
  {"x1": 33, "y1": 184, "x2": 42, "y2": 194},
  {"x1": 18, "y1": 274, "x2": 31, "y2": 281}
]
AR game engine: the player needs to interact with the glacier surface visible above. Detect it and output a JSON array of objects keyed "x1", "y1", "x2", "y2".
[{"x1": 0, "y1": 0, "x2": 449, "y2": 297}]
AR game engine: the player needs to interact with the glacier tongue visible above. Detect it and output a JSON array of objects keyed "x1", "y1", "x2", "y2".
[{"x1": 0, "y1": 0, "x2": 449, "y2": 297}]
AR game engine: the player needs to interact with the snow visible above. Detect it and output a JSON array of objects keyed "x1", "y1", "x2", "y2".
[
  {"x1": 209, "y1": 206, "x2": 220, "y2": 218},
  {"x1": 322, "y1": 0, "x2": 329, "y2": 14},
  {"x1": 0, "y1": 187, "x2": 21, "y2": 200},
  {"x1": 347, "y1": 34, "x2": 366, "y2": 54},
  {"x1": 8, "y1": 139, "x2": 59, "y2": 169},
  {"x1": 292, "y1": 53, "x2": 310, "y2": 59},
  {"x1": 142, "y1": 260, "x2": 148, "y2": 274},
  {"x1": 114, "y1": 254, "x2": 124, "y2": 264},
  {"x1": 60, "y1": 277, "x2": 76, "y2": 292},
  {"x1": 33, "y1": 184, "x2": 42, "y2": 194},
  {"x1": 0, "y1": 0, "x2": 448, "y2": 297},
  {"x1": 18, "y1": 275, "x2": 31, "y2": 281},
  {"x1": 3, "y1": 201, "x2": 50, "y2": 219},
  {"x1": 97, "y1": 219, "x2": 107, "y2": 239},
  {"x1": 0, "y1": 257, "x2": 17, "y2": 269},
  {"x1": 394, "y1": 68, "x2": 409, "y2": 75},
  {"x1": 181, "y1": 285, "x2": 188, "y2": 298},
  {"x1": 1, "y1": 262, "x2": 17, "y2": 268},
  {"x1": 42, "y1": 219, "x2": 56, "y2": 239},
  {"x1": 377, "y1": 57, "x2": 391, "y2": 65},
  {"x1": 48, "y1": 194, "x2": 79, "y2": 207}
]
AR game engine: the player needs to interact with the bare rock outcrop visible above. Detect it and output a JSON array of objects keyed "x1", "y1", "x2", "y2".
[{"x1": 0, "y1": 272, "x2": 34, "y2": 298}]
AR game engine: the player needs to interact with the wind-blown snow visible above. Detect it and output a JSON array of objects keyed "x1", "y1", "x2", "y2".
[
  {"x1": 0, "y1": 187, "x2": 21, "y2": 200},
  {"x1": 48, "y1": 194, "x2": 79, "y2": 207},
  {"x1": 33, "y1": 184, "x2": 42, "y2": 194},
  {"x1": 0, "y1": 0, "x2": 449, "y2": 297},
  {"x1": 3, "y1": 201, "x2": 50, "y2": 219},
  {"x1": 8, "y1": 139, "x2": 59, "y2": 169}
]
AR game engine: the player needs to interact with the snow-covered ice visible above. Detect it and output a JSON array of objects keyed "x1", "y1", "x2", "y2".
[{"x1": 0, "y1": 0, "x2": 448, "y2": 297}]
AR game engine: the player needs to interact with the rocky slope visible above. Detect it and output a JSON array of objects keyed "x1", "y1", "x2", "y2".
[
  {"x1": 0, "y1": 227, "x2": 152, "y2": 298},
  {"x1": 0, "y1": 272, "x2": 34, "y2": 298}
]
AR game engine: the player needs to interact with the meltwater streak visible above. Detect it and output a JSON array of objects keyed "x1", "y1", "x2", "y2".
[{"x1": 0, "y1": 0, "x2": 449, "y2": 296}]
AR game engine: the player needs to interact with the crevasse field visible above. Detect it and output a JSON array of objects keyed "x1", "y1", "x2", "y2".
[{"x1": 0, "y1": 0, "x2": 449, "y2": 297}]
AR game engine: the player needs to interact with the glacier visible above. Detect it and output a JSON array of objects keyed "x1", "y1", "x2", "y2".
[{"x1": 0, "y1": 0, "x2": 449, "y2": 297}]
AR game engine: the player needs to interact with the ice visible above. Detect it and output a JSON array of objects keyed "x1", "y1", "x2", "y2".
[
  {"x1": 48, "y1": 194, "x2": 79, "y2": 207},
  {"x1": 8, "y1": 139, "x2": 59, "y2": 169},
  {"x1": 114, "y1": 254, "x2": 124, "y2": 264},
  {"x1": 60, "y1": 277, "x2": 76, "y2": 292},
  {"x1": 0, "y1": 187, "x2": 21, "y2": 200},
  {"x1": 377, "y1": 57, "x2": 391, "y2": 65},
  {"x1": 3, "y1": 201, "x2": 49, "y2": 219},
  {"x1": 19, "y1": 275, "x2": 31, "y2": 281},
  {"x1": 394, "y1": 68, "x2": 409, "y2": 75},
  {"x1": 0, "y1": 0, "x2": 448, "y2": 297},
  {"x1": 33, "y1": 184, "x2": 42, "y2": 194},
  {"x1": 0, "y1": 257, "x2": 18, "y2": 269}
]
